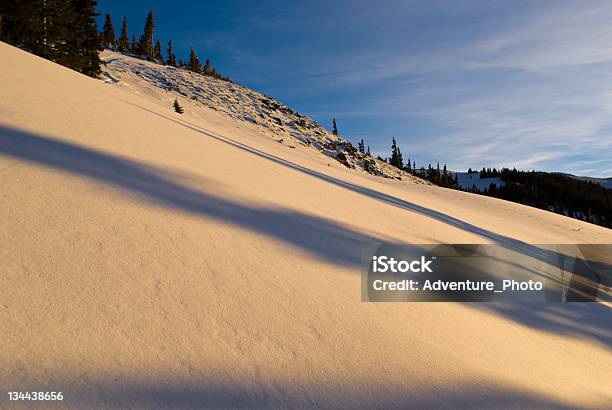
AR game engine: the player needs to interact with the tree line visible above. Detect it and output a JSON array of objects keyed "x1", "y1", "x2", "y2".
[
  {"x1": 461, "y1": 168, "x2": 612, "y2": 228},
  {"x1": 0, "y1": 0, "x2": 101, "y2": 76},
  {"x1": 338, "y1": 119, "x2": 610, "y2": 228},
  {"x1": 0, "y1": 2, "x2": 230, "y2": 81},
  {"x1": 467, "y1": 167, "x2": 500, "y2": 178},
  {"x1": 100, "y1": 10, "x2": 230, "y2": 81}
]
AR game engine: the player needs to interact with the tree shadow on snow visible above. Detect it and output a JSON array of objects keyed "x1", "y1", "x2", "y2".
[
  {"x1": 0, "y1": 124, "x2": 397, "y2": 268},
  {"x1": 2, "y1": 374, "x2": 591, "y2": 409},
  {"x1": 124, "y1": 106, "x2": 612, "y2": 346},
  {"x1": 1, "y1": 119, "x2": 610, "y2": 347}
]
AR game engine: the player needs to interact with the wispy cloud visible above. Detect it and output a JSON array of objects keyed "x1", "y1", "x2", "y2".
[
  {"x1": 123, "y1": 0, "x2": 612, "y2": 176},
  {"x1": 472, "y1": 1, "x2": 612, "y2": 71},
  {"x1": 311, "y1": 1, "x2": 612, "y2": 176}
]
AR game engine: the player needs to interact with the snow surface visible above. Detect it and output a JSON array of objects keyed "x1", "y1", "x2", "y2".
[
  {"x1": 101, "y1": 51, "x2": 417, "y2": 182},
  {"x1": 1, "y1": 43, "x2": 611, "y2": 409},
  {"x1": 455, "y1": 172, "x2": 503, "y2": 191}
]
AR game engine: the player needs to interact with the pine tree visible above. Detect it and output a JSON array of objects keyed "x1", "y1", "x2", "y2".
[
  {"x1": 117, "y1": 16, "x2": 128, "y2": 51},
  {"x1": 130, "y1": 33, "x2": 137, "y2": 53},
  {"x1": 366, "y1": 146, "x2": 371, "y2": 156},
  {"x1": 443, "y1": 164, "x2": 448, "y2": 185},
  {"x1": 358, "y1": 139, "x2": 365, "y2": 154},
  {"x1": 3, "y1": 0, "x2": 70, "y2": 63},
  {"x1": 188, "y1": 48, "x2": 200, "y2": 73},
  {"x1": 389, "y1": 138, "x2": 403, "y2": 169},
  {"x1": 1, "y1": 0, "x2": 100, "y2": 77},
  {"x1": 202, "y1": 58, "x2": 211, "y2": 75},
  {"x1": 332, "y1": 118, "x2": 338, "y2": 136},
  {"x1": 0, "y1": 1, "x2": 46, "y2": 56},
  {"x1": 178, "y1": 57, "x2": 185, "y2": 68},
  {"x1": 43, "y1": 0, "x2": 75, "y2": 63},
  {"x1": 397, "y1": 147, "x2": 403, "y2": 169},
  {"x1": 173, "y1": 99, "x2": 184, "y2": 114},
  {"x1": 139, "y1": 9, "x2": 154, "y2": 58},
  {"x1": 166, "y1": 40, "x2": 176, "y2": 66},
  {"x1": 69, "y1": 0, "x2": 101, "y2": 77},
  {"x1": 154, "y1": 39, "x2": 162, "y2": 60},
  {"x1": 101, "y1": 13, "x2": 115, "y2": 48}
]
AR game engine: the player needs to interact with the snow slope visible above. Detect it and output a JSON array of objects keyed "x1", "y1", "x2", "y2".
[
  {"x1": 101, "y1": 51, "x2": 412, "y2": 181},
  {"x1": 1, "y1": 43, "x2": 611, "y2": 409},
  {"x1": 456, "y1": 171, "x2": 503, "y2": 191}
]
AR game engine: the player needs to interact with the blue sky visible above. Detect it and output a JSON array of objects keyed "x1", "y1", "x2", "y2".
[{"x1": 98, "y1": 0, "x2": 612, "y2": 177}]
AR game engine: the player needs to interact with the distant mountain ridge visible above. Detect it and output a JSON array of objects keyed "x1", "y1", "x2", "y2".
[{"x1": 557, "y1": 173, "x2": 612, "y2": 189}]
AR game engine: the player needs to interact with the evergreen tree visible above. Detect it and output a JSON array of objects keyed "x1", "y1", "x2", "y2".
[
  {"x1": 0, "y1": 1, "x2": 46, "y2": 55},
  {"x1": 43, "y1": 0, "x2": 75, "y2": 63},
  {"x1": 166, "y1": 39, "x2": 176, "y2": 66},
  {"x1": 397, "y1": 147, "x2": 403, "y2": 169},
  {"x1": 358, "y1": 139, "x2": 365, "y2": 154},
  {"x1": 178, "y1": 57, "x2": 185, "y2": 68},
  {"x1": 332, "y1": 118, "x2": 338, "y2": 136},
  {"x1": 130, "y1": 33, "x2": 137, "y2": 53},
  {"x1": 154, "y1": 39, "x2": 162, "y2": 60},
  {"x1": 68, "y1": 0, "x2": 101, "y2": 77},
  {"x1": 1, "y1": 0, "x2": 101, "y2": 77},
  {"x1": 202, "y1": 58, "x2": 212, "y2": 75},
  {"x1": 101, "y1": 13, "x2": 115, "y2": 48},
  {"x1": 443, "y1": 164, "x2": 448, "y2": 184},
  {"x1": 173, "y1": 99, "x2": 184, "y2": 114},
  {"x1": 139, "y1": 9, "x2": 154, "y2": 58},
  {"x1": 390, "y1": 138, "x2": 397, "y2": 167},
  {"x1": 366, "y1": 146, "x2": 371, "y2": 156},
  {"x1": 389, "y1": 138, "x2": 403, "y2": 169},
  {"x1": 117, "y1": 16, "x2": 129, "y2": 51},
  {"x1": 188, "y1": 48, "x2": 200, "y2": 73}
]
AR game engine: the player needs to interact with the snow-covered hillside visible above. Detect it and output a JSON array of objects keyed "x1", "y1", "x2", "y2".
[
  {"x1": 456, "y1": 171, "x2": 612, "y2": 192},
  {"x1": 101, "y1": 51, "x2": 415, "y2": 181},
  {"x1": 561, "y1": 173, "x2": 612, "y2": 189},
  {"x1": 2, "y1": 43, "x2": 612, "y2": 409},
  {"x1": 455, "y1": 172, "x2": 503, "y2": 191}
]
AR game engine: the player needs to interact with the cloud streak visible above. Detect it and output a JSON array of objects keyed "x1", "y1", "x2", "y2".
[
  {"x1": 292, "y1": 0, "x2": 612, "y2": 176},
  {"x1": 99, "y1": 0, "x2": 612, "y2": 176}
]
